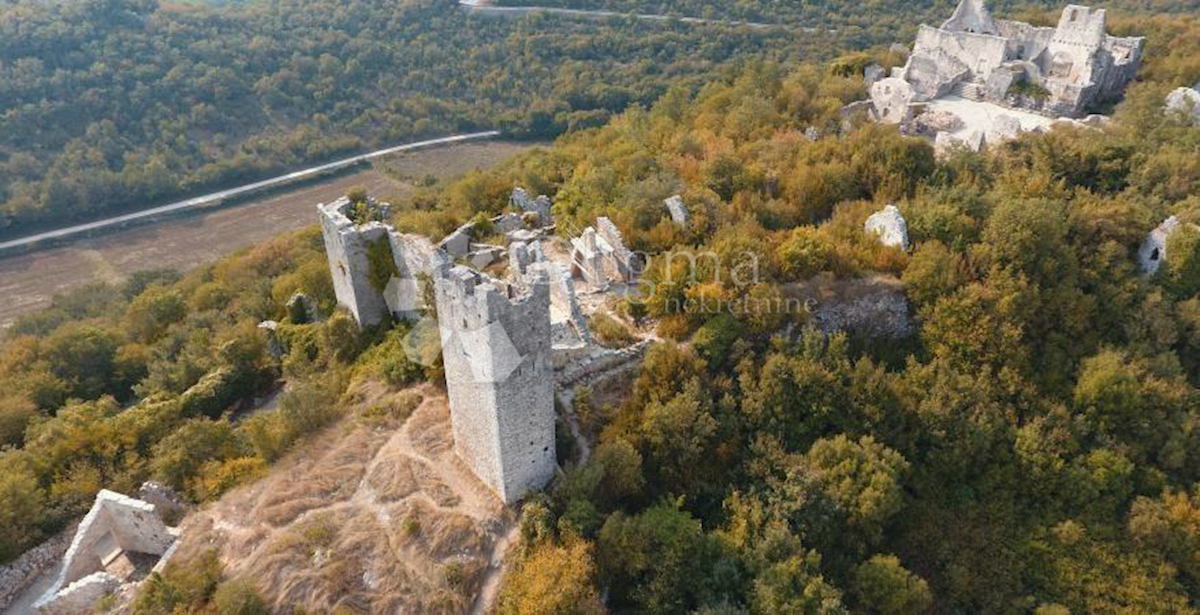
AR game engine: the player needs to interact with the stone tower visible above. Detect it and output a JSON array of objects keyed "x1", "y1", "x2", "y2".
[
  {"x1": 319, "y1": 197, "x2": 444, "y2": 327},
  {"x1": 433, "y1": 263, "x2": 557, "y2": 504}
]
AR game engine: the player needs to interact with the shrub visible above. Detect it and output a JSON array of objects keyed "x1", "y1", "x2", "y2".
[
  {"x1": 213, "y1": 579, "x2": 269, "y2": 615},
  {"x1": 133, "y1": 549, "x2": 223, "y2": 615},
  {"x1": 0, "y1": 393, "x2": 37, "y2": 447},
  {"x1": 195, "y1": 457, "x2": 268, "y2": 500},
  {"x1": 589, "y1": 313, "x2": 635, "y2": 349}
]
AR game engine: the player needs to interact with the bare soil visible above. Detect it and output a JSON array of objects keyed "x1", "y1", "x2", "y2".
[{"x1": 0, "y1": 140, "x2": 541, "y2": 331}]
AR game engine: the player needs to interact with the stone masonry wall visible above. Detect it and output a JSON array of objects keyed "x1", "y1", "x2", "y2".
[
  {"x1": 433, "y1": 264, "x2": 556, "y2": 504},
  {"x1": 0, "y1": 522, "x2": 77, "y2": 612}
]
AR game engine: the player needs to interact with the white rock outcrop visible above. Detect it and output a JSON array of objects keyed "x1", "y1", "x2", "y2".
[
  {"x1": 1166, "y1": 86, "x2": 1200, "y2": 124},
  {"x1": 864, "y1": 205, "x2": 911, "y2": 252}
]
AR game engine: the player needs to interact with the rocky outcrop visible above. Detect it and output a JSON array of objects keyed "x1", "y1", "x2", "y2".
[
  {"x1": 1166, "y1": 86, "x2": 1200, "y2": 124},
  {"x1": 865, "y1": 205, "x2": 910, "y2": 252},
  {"x1": 805, "y1": 277, "x2": 915, "y2": 339}
]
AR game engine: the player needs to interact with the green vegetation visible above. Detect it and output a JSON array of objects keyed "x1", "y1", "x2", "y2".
[
  {"x1": 3, "y1": 0, "x2": 1200, "y2": 612},
  {"x1": 1009, "y1": 78, "x2": 1053, "y2": 101},
  {"x1": 486, "y1": 12, "x2": 1200, "y2": 612},
  {"x1": 0, "y1": 0, "x2": 821, "y2": 235},
  {"x1": 0, "y1": 227, "x2": 385, "y2": 560},
  {"x1": 133, "y1": 549, "x2": 268, "y2": 615}
]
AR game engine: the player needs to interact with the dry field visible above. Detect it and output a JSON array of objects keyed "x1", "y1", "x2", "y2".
[{"x1": 0, "y1": 140, "x2": 542, "y2": 330}]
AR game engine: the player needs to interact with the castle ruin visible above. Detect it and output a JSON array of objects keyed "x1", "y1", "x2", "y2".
[
  {"x1": 34, "y1": 490, "x2": 180, "y2": 614},
  {"x1": 888, "y1": 0, "x2": 1143, "y2": 119},
  {"x1": 317, "y1": 189, "x2": 640, "y2": 505}
]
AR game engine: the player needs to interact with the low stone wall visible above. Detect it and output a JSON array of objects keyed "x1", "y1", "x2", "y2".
[
  {"x1": 557, "y1": 340, "x2": 652, "y2": 389},
  {"x1": 0, "y1": 522, "x2": 77, "y2": 612}
]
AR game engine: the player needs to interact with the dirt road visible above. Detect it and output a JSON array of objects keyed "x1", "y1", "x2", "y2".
[{"x1": 0, "y1": 140, "x2": 541, "y2": 330}]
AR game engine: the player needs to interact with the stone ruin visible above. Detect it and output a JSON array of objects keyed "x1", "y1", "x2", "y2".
[
  {"x1": 319, "y1": 196, "x2": 446, "y2": 327},
  {"x1": 863, "y1": 0, "x2": 1143, "y2": 154},
  {"x1": 434, "y1": 264, "x2": 558, "y2": 504},
  {"x1": 436, "y1": 187, "x2": 557, "y2": 270},
  {"x1": 570, "y1": 217, "x2": 639, "y2": 290},
  {"x1": 318, "y1": 188, "x2": 645, "y2": 505},
  {"x1": 510, "y1": 187, "x2": 553, "y2": 226},
  {"x1": 1166, "y1": 82, "x2": 1200, "y2": 125},
  {"x1": 892, "y1": 0, "x2": 1143, "y2": 118},
  {"x1": 663, "y1": 195, "x2": 690, "y2": 227},
  {"x1": 864, "y1": 205, "x2": 910, "y2": 252},
  {"x1": 1138, "y1": 216, "x2": 1188, "y2": 276},
  {"x1": 33, "y1": 490, "x2": 180, "y2": 614}
]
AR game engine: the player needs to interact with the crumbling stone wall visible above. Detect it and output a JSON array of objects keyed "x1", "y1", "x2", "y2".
[
  {"x1": 0, "y1": 522, "x2": 77, "y2": 612},
  {"x1": 319, "y1": 197, "x2": 445, "y2": 326},
  {"x1": 570, "y1": 217, "x2": 639, "y2": 289},
  {"x1": 433, "y1": 264, "x2": 557, "y2": 504},
  {"x1": 35, "y1": 490, "x2": 179, "y2": 614}
]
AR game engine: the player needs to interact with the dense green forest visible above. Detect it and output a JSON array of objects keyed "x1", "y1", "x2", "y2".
[
  {"x1": 0, "y1": 0, "x2": 819, "y2": 235},
  {"x1": 494, "y1": 0, "x2": 1200, "y2": 31}
]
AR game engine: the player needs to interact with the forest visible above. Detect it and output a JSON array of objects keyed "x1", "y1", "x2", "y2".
[
  {"x1": 494, "y1": 0, "x2": 1200, "y2": 31},
  {"x1": 0, "y1": 0, "x2": 818, "y2": 235},
  {"x1": 2, "y1": 0, "x2": 1200, "y2": 613}
]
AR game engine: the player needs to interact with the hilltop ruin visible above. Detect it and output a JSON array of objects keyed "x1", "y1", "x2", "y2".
[{"x1": 868, "y1": 0, "x2": 1143, "y2": 152}]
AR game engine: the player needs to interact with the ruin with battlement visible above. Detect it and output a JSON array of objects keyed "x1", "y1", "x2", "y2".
[
  {"x1": 883, "y1": 0, "x2": 1143, "y2": 120},
  {"x1": 434, "y1": 264, "x2": 557, "y2": 503},
  {"x1": 317, "y1": 188, "x2": 645, "y2": 504}
]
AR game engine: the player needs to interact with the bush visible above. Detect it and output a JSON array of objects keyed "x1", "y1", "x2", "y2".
[
  {"x1": 213, "y1": 579, "x2": 269, "y2": 615},
  {"x1": 589, "y1": 313, "x2": 635, "y2": 349},
  {"x1": 133, "y1": 549, "x2": 223, "y2": 615},
  {"x1": 195, "y1": 457, "x2": 268, "y2": 500},
  {"x1": 0, "y1": 394, "x2": 38, "y2": 447},
  {"x1": 150, "y1": 418, "x2": 244, "y2": 497}
]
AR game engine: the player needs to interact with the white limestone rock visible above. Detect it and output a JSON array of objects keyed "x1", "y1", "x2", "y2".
[
  {"x1": 1139, "y1": 216, "x2": 1181, "y2": 276},
  {"x1": 989, "y1": 114, "x2": 1023, "y2": 141},
  {"x1": 1166, "y1": 87, "x2": 1200, "y2": 124},
  {"x1": 915, "y1": 109, "x2": 964, "y2": 133},
  {"x1": 864, "y1": 204, "x2": 910, "y2": 252}
]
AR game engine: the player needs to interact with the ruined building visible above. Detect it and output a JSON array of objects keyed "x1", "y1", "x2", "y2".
[
  {"x1": 34, "y1": 490, "x2": 180, "y2": 614},
  {"x1": 434, "y1": 264, "x2": 557, "y2": 504},
  {"x1": 319, "y1": 194, "x2": 566, "y2": 504},
  {"x1": 319, "y1": 196, "x2": 445, "y2": 326},
  {"x1": 884, "y1": 0, "x2": 1143, "y2": 119},
  {"x1": 570, "y1": 217, "x2": 639, "y2": 290}
]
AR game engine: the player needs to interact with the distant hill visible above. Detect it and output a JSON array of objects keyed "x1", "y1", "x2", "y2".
[{"x1": 0, "y1": 0, "x2": 816, "y2": 235}]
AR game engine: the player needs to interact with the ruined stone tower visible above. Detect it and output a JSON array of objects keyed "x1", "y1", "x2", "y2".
[
  {"x1": 433, "y1": 264, "x2": 557, "y2": 504},
  {"x1": 319, "y1": 197, "x2": 444, "y2": 326}
]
